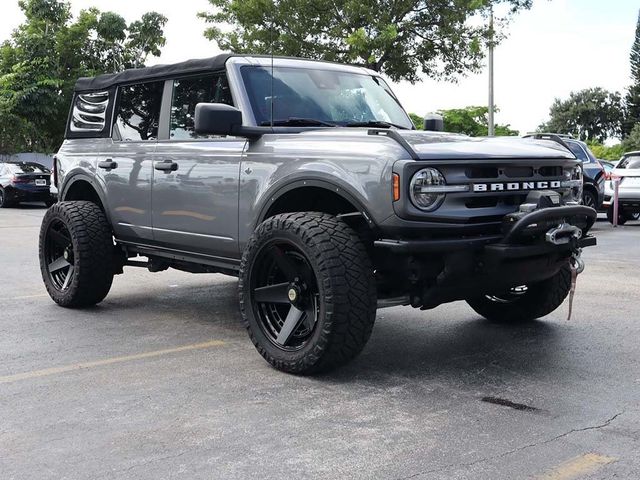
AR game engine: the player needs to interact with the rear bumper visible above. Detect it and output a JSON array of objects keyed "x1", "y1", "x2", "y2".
[{"x1": 5, "y1": 185, "x2": 53, "y2": 202}]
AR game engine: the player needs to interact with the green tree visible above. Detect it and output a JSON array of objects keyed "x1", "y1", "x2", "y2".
[
  {"x1": 623, "y1": 9, "x2": 640, "y2": 137},
  {"x1": 199, "y1": 0, "x2": 533, "y2": 83},
  {"x1": 408, "y1": 112, "x2": 423, "y2": 130},
  {"x1": 538, "y1": 88, "x2": 624, "y2": 143},
  {"x1": 436, "y1": 105, "x2": 518, "y2": 136},
  {"x1": 0, "y1": 0, "x2": 167, "y2": 154},
  {"x1": 623, "y1": 123, "x2": 640, "y2": 152}
]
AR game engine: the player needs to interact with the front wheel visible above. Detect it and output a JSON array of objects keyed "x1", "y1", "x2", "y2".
[
  {"x1": 466, "y1": 264, "x2": 572, "y2": 323},
  {"x1": 582, "y1": 189, "x2": 598, "y2": 209},
  {"x1": 239, "y1": 212, "x2": 377, "y2": 374},
  {"x1": 606, "y1": 206, "x2": 627, "y2": 225},
  {"x1": 39, "y1": 201, "x2": 115, "y2": 307}
]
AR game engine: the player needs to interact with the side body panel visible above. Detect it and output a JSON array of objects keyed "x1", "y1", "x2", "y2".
[
  {"x1": 97, "y1": 139, "x2": 155, "y2": 242},
  {"x1": 152, "y1": 139, "x2": 246, "y2": 258}
]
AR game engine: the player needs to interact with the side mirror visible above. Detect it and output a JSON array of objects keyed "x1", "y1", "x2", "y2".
[
  {"x1": 194, "y1": 103, "x2": 243, "y2": 136},
  {"x1": 423, "y1": 113, "x2": 444, "y2": 132}
]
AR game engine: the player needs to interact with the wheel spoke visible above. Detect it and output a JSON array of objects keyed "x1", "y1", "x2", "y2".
[
  {"x1": 49, "y1": 228, "x2": 71, "y2": 247},
  {"x1": 49, "y1": 256, "x2": 70, "y2": 273},
  {"x1": 268, "y1": 246, "x2": 298, "y2": 281},
  {"x1": 253, "y1": 282, "x2": 290, "y2": 303},
  {"x1": 303, "y1": 302, "x2": 317, "y2": 330},
  {"x1": 276, "y1": 306, "x2": 305, "y2": 346},
  {"x1": 61, "y1": 266, "x2": 74, "y2": 290}
]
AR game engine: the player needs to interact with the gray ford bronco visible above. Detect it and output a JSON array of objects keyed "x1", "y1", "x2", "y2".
[{"x1": 39, "y1": 54, "x2": 596, "y2": 374}]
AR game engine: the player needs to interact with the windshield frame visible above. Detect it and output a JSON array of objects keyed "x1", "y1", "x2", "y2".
[{"x1": 236, "y1": 62, "x2": 414, "y2": 130}]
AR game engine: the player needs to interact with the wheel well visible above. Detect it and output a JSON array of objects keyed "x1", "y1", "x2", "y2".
[
  {"x1": 264, "y1": 186, "x2": 360, "y2": 220},
  {"x1": 64, "y1": 180, "x2": 105, "y2": 212}
]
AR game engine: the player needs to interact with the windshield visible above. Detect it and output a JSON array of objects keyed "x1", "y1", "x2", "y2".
[
  {"x1": 240, "y1": 66, "x2": 413, "y2": 129},
  {"x1": 618, "y1": 155, "x2": 640, "y2": 169},
  {"x1": 6, "y1": 163, "x2": 48, "y2": 173}
]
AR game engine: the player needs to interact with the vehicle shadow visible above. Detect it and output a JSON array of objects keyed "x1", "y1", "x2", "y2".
[
  {"x1": 323, "y1": 311, "x2": 565, "y2": 387},
  {"x1": 82, "y1": 277, "x2": 566, "y2": 385}
]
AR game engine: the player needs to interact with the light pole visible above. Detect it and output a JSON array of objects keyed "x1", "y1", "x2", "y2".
[{"x1": 488, "y1": 6, "x2": 495, "y2": 137}]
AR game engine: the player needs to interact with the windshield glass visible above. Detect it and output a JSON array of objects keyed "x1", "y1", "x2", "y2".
[
  {"x1": 240, "y1": 66, "x2": 413, "y2": 129},
  {"x1": 618, "y1": 155, "x2": 640, "y2": 169},
  {"x1": 6, "y1": 163, "x2": 48, "y2": 173}
]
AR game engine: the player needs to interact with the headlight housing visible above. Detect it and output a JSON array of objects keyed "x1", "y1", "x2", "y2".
[
  {"x1": 409, "y1": 168, "x2": 447, "y2": 211},
  {"x1": 562, "y1": 165, "x2": 583, "y2": 202}
]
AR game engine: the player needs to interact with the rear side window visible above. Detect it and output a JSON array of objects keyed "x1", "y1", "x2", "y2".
[
  {"x1": 114, "y1": 81, "x2": 164, "y2": 141},
  {"x1": 566, "y1": 142, "x2": 589, "y2": 162},
  {"x1": 618, "y1": 156, "x2": 640, "y2": 169},
  {"x1": 170, "y1": 73, "x2": 233, "y2": 140}
]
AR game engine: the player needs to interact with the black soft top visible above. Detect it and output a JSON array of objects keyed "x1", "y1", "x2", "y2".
[{"x1": 74, "y1": 53, "x2": 233, "y2": 92}]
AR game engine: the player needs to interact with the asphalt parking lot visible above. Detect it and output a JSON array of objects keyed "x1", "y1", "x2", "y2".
[{"x1": 1, "y1": 206, "x2": 639, "y2": 480}]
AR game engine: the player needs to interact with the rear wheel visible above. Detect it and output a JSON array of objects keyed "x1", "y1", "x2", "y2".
[
  {"x1": 39, "y1": 201, "x2": 114, "y2": 307},
  {"x1": 239, "y1": 212, "x2": 377, "y2": 374},
  {"x1": 0, "y1": 187, "x2": 14, "y2": 208},
  {"x1": 466, "y1": 264, "x2": 572, "y2": 323}
]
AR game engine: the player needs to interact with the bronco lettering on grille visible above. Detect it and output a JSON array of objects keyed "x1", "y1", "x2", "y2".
[{"x1": 472, "y1": 181, "x2": 562, "y2": 192}]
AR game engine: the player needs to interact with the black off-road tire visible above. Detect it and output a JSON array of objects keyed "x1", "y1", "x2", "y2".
[
  {"x1": 39, "y1": 201, "x2": 114, "y2": 307},
  {"x1": 466, "y1": 264, "x2": 572, "y2": 323},
  {"x1": 606, "y1": 206, "x2": 627, "y2": 225},
  {"x1": 239, "y1": 212, "x2": 377, "y2": 374}
]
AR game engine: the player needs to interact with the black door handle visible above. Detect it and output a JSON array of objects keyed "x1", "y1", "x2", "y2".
[
  {"x1": 98, "y1": 160, "x2": 117, "y2": 170},
  {"x1": 154, "y1": 161, "x2": 178, "y2": 172}
]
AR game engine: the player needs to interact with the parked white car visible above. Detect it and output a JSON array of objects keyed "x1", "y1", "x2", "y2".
[{"x1": 604, "y1": 151, "x2": 640, "y2": 224}]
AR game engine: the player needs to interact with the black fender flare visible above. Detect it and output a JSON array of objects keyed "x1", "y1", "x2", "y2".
[
  {"x1": 253, "y1": 178, "x2": 377, "y2": 231},
  {"x1": 60, "y1": 173, "x2": 112, "y2": 225}
]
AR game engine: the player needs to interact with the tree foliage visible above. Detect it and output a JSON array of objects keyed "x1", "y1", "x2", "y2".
[
  {"x1": 538, "y1": 88, "x2": 624, "y2": 143},
  {"x1": 0, "y1": 0, "x2": 167, "y2": 154},
  {"x1": 435, "y1": 105, "x2": 518, "y2": 136},
  {"x1": 624, "y1": 10, "x2": 640, "y2": 138},
  {"x1": 199, "y1": 0, "x2": 533, "y2": 83}
]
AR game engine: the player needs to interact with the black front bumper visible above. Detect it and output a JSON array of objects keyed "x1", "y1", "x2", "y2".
[
  {"x1": 373, "y1": 205, "x2": 597, "y2": 308},
  {"x1": 375, "y1": 205, "x2": 597, "y2": 256}
]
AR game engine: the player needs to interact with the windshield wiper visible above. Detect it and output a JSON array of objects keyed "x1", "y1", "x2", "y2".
[
  {"x1": 260, "y1": 117, "x2": 336, "y2": 127},
  {"x1": 345, "y1": 120, "x2": 409, "y2": 130}
]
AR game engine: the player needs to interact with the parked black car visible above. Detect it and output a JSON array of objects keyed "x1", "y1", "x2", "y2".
[
  {"x1": 524, "y1": 134, "x2": 605, "y2": 209},
  {"x1": 0, "y1": 161, "x2": 55, "y2": 208}
]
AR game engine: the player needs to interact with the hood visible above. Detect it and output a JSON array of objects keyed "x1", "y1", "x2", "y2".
[
  {"x1": 296, "y1": 128, "x2": 576, "y2": 160},
  {"x1": 394, "y1": 131, "x2": 576, "y2": 160}
]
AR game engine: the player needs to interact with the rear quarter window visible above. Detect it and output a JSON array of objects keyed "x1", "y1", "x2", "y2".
[{"x1": 114, "y1": 81, "x2": 164, "y2": 141}]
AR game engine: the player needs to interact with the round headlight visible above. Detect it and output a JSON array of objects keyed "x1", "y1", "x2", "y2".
[
  {"x1": 410, "y1": 168, "x2": 446, "y2": 211},
  {"x1": 564, "y1": 165, "x2": 583, "y2": 202}
]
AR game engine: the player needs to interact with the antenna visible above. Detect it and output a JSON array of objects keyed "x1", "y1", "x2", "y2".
[{"x1": 270, "y1": 16, "x2": 274, "y2": 128}]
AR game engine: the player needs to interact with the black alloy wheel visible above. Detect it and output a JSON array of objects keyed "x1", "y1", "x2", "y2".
[
  {"x1": 582, "y1": 189, "x2": 597, "y2": 209},
  {"x1": 44, "y1": 219, "x2": 76, "y2": 291},
  {"x1": 250, "y1": 240, "x2": 319, "y2": 350},
  {"x1": 239, "y1": 212, "x2": 377, "y2": 374}
]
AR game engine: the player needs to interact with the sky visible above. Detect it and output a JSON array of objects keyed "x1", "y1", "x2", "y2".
[{"x1": 0, "y1": 0, "x2": 638, "y2": 135}]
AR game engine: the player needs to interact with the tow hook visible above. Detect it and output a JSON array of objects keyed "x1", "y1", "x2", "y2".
[{"x1": 545, "y1": 222, "x2": 582, "y2": 246}]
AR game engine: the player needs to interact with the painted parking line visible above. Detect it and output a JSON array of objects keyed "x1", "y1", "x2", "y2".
[
  {"x1": 0, "y1": 340, "x2": 225, "y2": 384},
  {"x1": 537, "y1": 453, "x2": 617, "y2": 480}
]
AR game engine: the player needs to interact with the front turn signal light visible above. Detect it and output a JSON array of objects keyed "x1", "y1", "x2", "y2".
[{"x1": 393, "y1": 173, "x2": 400, "y2": 201}]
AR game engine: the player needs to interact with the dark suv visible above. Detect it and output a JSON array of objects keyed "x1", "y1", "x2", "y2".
[{"x1": 525, "y1": 134, "x2": 605, "y2": 209}]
